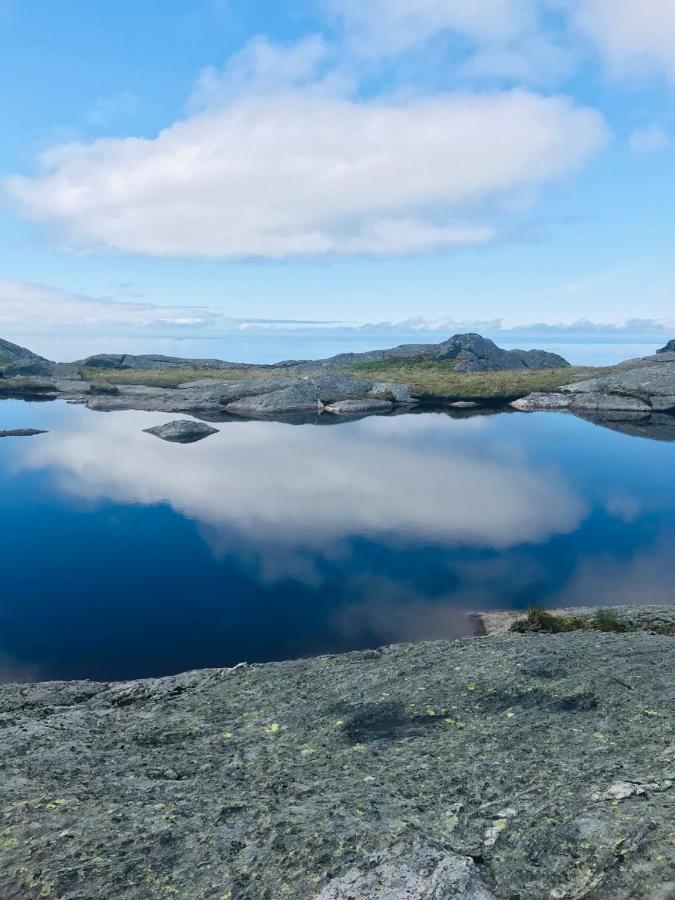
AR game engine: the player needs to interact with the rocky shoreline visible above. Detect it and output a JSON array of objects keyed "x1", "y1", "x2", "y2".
[
  {"x1": 0, "y1": 606, "x2": 673, "y2": 899},
  {"x1": 1, "y1": 333, "x2": 674, "y2": 441}
]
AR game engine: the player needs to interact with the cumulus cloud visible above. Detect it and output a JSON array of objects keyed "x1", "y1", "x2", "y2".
[
  {"x1": 629, "y1": 124, "x2": 671, "y2": 155},
  {"x1": 326, "y1": 0, "x2": 574, "y2": 84},
  {"x1": 574, "y1": 0, "x2": 675, "y2": 82},
  {"x1": 4, "y1": 61, "x2": 607, "y2": 259}
]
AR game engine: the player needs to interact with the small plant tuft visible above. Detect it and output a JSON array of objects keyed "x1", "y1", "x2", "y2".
[{"x1": 511, "y1": 607, "x2": 635, "y2": 635}]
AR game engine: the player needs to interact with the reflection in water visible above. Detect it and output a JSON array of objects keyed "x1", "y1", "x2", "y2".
[
  {"x1": 0, "y1": 399, "x2": 674, "y2": 680},
  {"x1": 19, "y1": 409, "x2": 587, "y2": 580}
]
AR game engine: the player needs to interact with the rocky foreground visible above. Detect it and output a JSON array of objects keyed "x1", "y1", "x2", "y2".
[{"x1": 1, "y1": 609, "x2": 673, "y2": 900}]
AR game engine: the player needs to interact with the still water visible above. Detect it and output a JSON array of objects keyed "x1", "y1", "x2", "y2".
[{"x1": 1, "y1": 398, "x2": 674, "y2": 682}]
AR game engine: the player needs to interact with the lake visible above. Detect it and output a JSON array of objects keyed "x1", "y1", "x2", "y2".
[{"x1": 1, "y1": 393, "x2": 674, "y2": 683}]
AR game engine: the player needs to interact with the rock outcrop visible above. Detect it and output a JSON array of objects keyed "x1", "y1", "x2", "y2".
[
  {"x1": 432, "y1": 333, "x2": 569, "y2": 372},
  {"x1": 143, "y1": 420, "x2": 219, "y2": 443},
  {"x1": 512, "y1": 353, "x2": 675, "y2": 424},
  {"x1": 0, "y1": 626, "x2": 672, "y2": 899},
  {"x1": 657, "y1": 339, "x2": 675, "y2": 354}
]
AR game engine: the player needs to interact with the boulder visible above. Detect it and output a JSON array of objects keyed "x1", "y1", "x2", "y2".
[
  {"x1": 324, "y1": 398, "x2": 393, "y2": 415},
  {"x1": 657, "y1": 339, "x2": 675, "y2": 354},
  {"x1": 309, "y1": 373, "x2": 375, "y2": 402},
  {"x1": 225, "y1": 383, "x2": 322, "y2": 416},
  {"x1": 369, "y1": 382, "x2": 417, "y2": 403},
  {"x1": 511, "y1": 393, "x2": 572, "y2": 411},
  {"x1": 143, "y1": 420, "x2": 219, "y2": 443}
]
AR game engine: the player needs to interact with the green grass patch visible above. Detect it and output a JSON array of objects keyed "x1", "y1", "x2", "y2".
[
  {"x1": 79, "y1": 366, "x2": 294, "y2": 389},
  {"x1": 348, "y1": 360, "x2": 603, "y2": 401},
  {"x1": 511, "y1": 607, "x2": 631, "y2": 635},
  {"x1": 0, "y1": 378, "x2": 56, "y2": 394}
]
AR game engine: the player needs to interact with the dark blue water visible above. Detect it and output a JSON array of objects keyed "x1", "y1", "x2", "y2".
[{"x1": 1, "y1": 398, "x2": 674, "y2": 682}]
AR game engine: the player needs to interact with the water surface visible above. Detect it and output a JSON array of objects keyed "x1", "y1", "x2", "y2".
[{"x1": 1, "y1": 398, "x2": 673, "y2": 681}]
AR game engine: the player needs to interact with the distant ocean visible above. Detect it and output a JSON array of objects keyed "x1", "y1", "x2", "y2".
[{"x1": 8, "y1": 331, "x2": 667, "y2": 368}]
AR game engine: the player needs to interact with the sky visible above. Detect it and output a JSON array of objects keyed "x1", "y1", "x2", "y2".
[{"x1": 1, "y1": 0, "x2": 674, "y2": 343}]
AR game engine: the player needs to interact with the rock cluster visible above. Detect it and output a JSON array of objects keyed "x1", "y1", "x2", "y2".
[{"x1": 512, "y1": 352, "x2": 675, "y2": 419}]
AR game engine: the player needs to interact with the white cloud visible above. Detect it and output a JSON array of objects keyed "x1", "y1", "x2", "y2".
[
  {"x1": 326, "y1": 0, "x2": 574, "y2": 84},
  {"x1": 327, "y1": 0, "x2": 536, "y2": 54},
  {"x1": 4, "y1": 59, "x2": 607, "y2": 259},
  {"x1": 20, "y1": 410, "x2": 587, "y2": 581},
  {"x1": 575, "y1": 0, "x2": 675, "y2": 82},
  {"x1": 0, "y1": 280, "x2": 219, "y2": 332},
  {"x1": 629, "y1": 124, "x2": 671, "y2": 155},
  {"x1": 86, "y1": 91, "x2": 139, "y2": 127}
]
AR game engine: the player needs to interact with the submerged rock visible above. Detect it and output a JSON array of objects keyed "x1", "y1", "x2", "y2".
[
  {"x1": 143, "y1": 420, "x2": 219, "y2": 443},
  {"x1": 0, "y1": 628, "x2": 672, "y2": 899}
]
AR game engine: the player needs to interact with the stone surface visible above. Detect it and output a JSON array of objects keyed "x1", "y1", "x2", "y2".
[
  {"x1": 510, "y1": 392, "x2": 573, "y2": 411},
  {"x1": 324, "y1": 398, "x2": 393, "y2": 415},
  {"x1": 0, "y1": 337, "x2": 49, "y2": 366},
  {"x1": 225, "y1": 383, "x2": 323, "y2": 416},
  {"x1": 369, "y1": 382, "x2": 417, "y2": 403},
  {"x1": 0, "y1": 428, "x2": 47, "y2": 438},
  {"x1": 433, "y1": 333, "x2": 569, "y2": 373},
  {"x1": 143, "y1": 420, "x2": 219, "y2": 443},
  {"x1": 0, "y1": 628, "x2": 673, "y2": 899},
  {"x1": 657, "y1": 339, "x2": 675, "y2": 354}
]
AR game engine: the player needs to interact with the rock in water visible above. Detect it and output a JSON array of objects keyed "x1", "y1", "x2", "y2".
[
  {"x1": 0, "y1": 429, "x2": 48, "y2": 438},
  {"x1": 324, "y1": 398, "x2": 393, "y2": 415},
  {"x1": 143, "y1": 420, "x2": 219, "y2": 443}
]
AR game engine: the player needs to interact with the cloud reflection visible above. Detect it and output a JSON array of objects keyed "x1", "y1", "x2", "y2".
[{"x1": 19, "y1": 408, "x2": 587, "y2": 580}]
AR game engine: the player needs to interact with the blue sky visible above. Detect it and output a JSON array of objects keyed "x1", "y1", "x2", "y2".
[{"x1": 1, "y1": 0, "x2": 674, "y2": 339}]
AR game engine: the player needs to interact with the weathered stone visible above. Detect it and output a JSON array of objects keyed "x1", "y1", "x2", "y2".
[
  {"x1": 450, "y1": 400, "x2": 481, "y2": 409},
  {"x1": 370, "y1": 382, "x2": 417, "y2": 403},
  {"x1": 434, "y1": 334, "x2": 569, "y2": 372},
  {"x1": 657, "y1": 339, "x2": 675, "y2": 354},
  {"x1": 143, "y1": 420, "x2": 219, "y2": 443},
  {"x1": 317, "y1": 848, "x2": 495, "y2": 899},
  {"x1": 0, "y1": 628, "x2": 672, "y2": 900},
  {"x1": 510, "y1": 392, "x2": 572, "y2": 411},
  {"x1": 2, "y1": 358, "x2": 56, "y2": 377},
  {"x1": 225, "y1": 383, "x2": 322, "y2": 416},
  {"x1": 324, "y1": 398, "x2": 393, "y2": 415}
]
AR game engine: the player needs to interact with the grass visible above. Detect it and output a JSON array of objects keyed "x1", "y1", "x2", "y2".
[
  {"x1": 0, "y1": 378, "x2": 56, "y2": 394},
  {"x1": 79, "y1": 366, "x2": 294, "y2": 389},
  {"x1": 348, "y1": 360, "x2": 604, "y2": 401},
  {"x1": 511, "y1": 607, "x2": 631, "y2": 635}
]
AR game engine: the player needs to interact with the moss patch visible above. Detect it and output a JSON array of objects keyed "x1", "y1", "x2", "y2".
[
  {"x1": 80, "y1": 366, "x2": 294, "y2": 389},
  {"x1": 348, "y1": 360, "x2": 603, "y2": 401}
]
